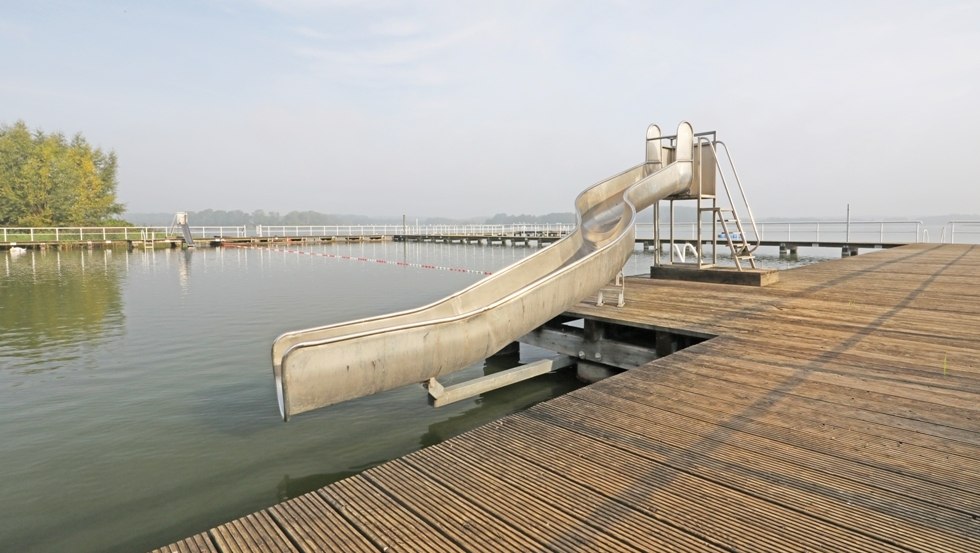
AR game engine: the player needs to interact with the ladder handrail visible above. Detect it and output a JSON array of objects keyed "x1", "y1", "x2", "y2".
[{"x1": 708, "y1": 139, "x2": 761, "y2": 253}]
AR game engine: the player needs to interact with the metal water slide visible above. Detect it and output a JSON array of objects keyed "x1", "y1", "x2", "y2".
[
  {"x1": 170, "y1": 212, "x2": 195, "y2": 247},
  {"x1": 179, "y1": 224, "x2": 194, "y2": 247},
  {"x1": 272, "y1": 122, "x2": 695, "y2": 421}
]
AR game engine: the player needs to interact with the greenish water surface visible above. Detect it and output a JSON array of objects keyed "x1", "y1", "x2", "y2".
[{"x1": 0, "y1": 242, "x2": 581, "y2": 552}]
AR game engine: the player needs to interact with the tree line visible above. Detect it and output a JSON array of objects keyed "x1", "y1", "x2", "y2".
[
  {"x1": 0, "y1": 121, "x2": 124, "y2": 226},
  {"x1": 125, "y1": 210, "x2": 579, "y2": 227},
  {"x1": 124, "y1": 210, "x2": 470, "y2": 226},
  {"x1": 485, "y1": 212, "x2": 576, "y2": 225},
  {"x1": 187, "y1": 209, "x2": 413, "y2": 226}
]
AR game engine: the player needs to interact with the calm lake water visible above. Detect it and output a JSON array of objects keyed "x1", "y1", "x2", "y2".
[{"x1": 0, "y1": 241, "x2": 823, "y2": 552}]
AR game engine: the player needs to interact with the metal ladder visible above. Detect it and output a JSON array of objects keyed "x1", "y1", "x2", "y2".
[
  {"x1": 139, "y1": 229, "x2": 154, "y2": 249},
  {"x1": 713, "y1": 207, "x2": 757, "y2": 270},
  {"x1": 697, "y1": 137, "x2": 760, "y2": 271}
]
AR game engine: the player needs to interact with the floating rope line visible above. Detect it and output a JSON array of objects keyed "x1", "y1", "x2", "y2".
[{"x1": 223, "y1": 243, "x2": 494, "y2": 275}]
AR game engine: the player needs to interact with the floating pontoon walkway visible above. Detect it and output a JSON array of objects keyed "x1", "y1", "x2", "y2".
[{"x1": 155, "y1": 243, "x2": 980, "y2": 552}]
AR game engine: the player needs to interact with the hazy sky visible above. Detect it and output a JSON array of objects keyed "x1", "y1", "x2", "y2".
[{"x1": 2, "y1": 1, "x2": 978, "y2": 219}]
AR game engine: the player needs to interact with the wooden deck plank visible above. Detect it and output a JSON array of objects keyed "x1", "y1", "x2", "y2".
[
  {"x1": 150, "y1": 533, "x2": 217, "y2": 553},
  {"x1": 479, "y1": 415, "x2": 980, "y2": 553},
  {"x1": 153, "y1": 244, "x2": 980, "y2": 552},
  {"x1": 705, "y1": 348, "x2": 980, "y2": 410},
  {"x1": 455, "y1": 415, "x2": 911, "y2": 552},
  {"x1": 319, "y1": 476, "x2": 463, "y2": 552},
  {"x1": 443, "y1": 420, "x2": 910, "y2": 552},
  {"x1": 535, "y1": 394, "x2": 980, "y2": 516},
  {"x1": 710, "y1": 334, "x2": 980, "y2": 389},
  {"x1": 609, "y1": 364, "x2": 980, "y2": 459},
  {"x1": 363, "y1": 460, "x2": 545, "y2": 552},
  {"x1": 267, "y1": 493, "x2": 377, "y2": 552},
  {"x1": 574, "y1": 381, "x2": 980, "y2": 498},
  {"x1": 661, "y1": 343, "x2": 980, "y2": 417},
  {"x1": 645, "y1": 349, "x2": 980, "y2": 435},
  {"x1": 210, "y1": 512, "x2": 297, "y2": 553},
  {"x1": 400, "y1": 434, "x2": 718, "y2": 552},
  {"x1": 397, "y1": 450, "x2": 650, "y2": 552}
]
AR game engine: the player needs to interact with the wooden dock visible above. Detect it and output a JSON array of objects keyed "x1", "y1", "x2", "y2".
[
  {"x1": 155, "y1": 243, "x2": 980, "y2": 552},
  {"x1": 393, "y1": 233, "x2": 909, "y2": 256}
]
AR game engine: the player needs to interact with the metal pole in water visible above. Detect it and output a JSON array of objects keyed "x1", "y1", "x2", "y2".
[
  {"x1": 846, "y1": 203, "x2": 851, "y2": 243},
  {"x1": 653, "y1": 202, "x2": 660, "y2": 266}
]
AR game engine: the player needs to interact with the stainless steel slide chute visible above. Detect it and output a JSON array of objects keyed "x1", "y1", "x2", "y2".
[
  {"x1": 272, "y1": 122, "x2": 694, "y2": 420},
  {"x1": 169, "y1": 212, "x2": 195, "y2": 247}
]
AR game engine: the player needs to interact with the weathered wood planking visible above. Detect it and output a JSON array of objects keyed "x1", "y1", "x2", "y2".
[{"x1": 154, "y1": 244, "x2": 980, "y2": 552}]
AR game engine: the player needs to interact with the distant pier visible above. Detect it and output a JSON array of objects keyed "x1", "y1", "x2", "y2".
[
  {"x1": 5, "y1": 221, "x2": 977, "y2": 257},
  {"x1": 154, "y1": 243, "x2": 980, "y2": 552}
]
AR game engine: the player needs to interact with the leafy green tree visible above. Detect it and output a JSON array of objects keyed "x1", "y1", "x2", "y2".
[{"x1": 0, "y1": 121, "x2": 124, "y2": 226}]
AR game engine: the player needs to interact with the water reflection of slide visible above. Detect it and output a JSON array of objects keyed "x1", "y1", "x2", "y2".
[{"x1": 273, "y1": 122, "x2": 694, "y2": 420}]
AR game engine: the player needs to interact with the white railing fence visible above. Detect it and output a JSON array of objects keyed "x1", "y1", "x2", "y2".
[
  {"x1": 1, "y1": 226, "x2": 168, "y2": 242},
  {"x1": 636, "y1": 220, "x2": 925, "y2": 244},
  {"x1": 0, "y1": 224, "x2": 576, "y2": 242},
  {"x1": 253, "y1": 223, "x2": 576, "y2": 238},
  {"x1": 938, "y1": 221, "x2": 980, "y2": 244},
  {"x1": 8, "y1": 220, "x2": 980, "y2": 245},
  {"x1": 0, "y1": 226, "x2": 250, "y2": 242}
]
